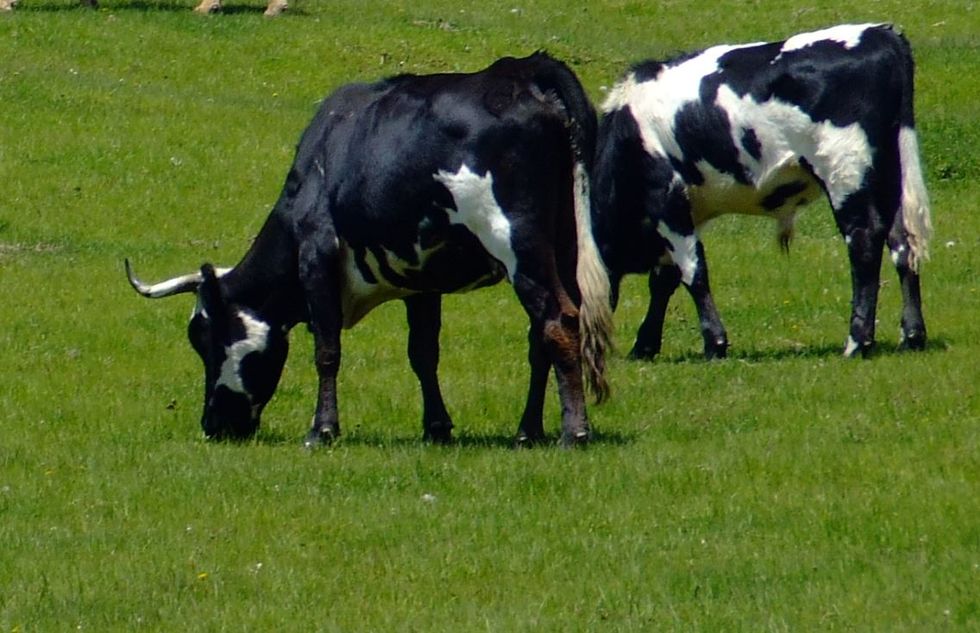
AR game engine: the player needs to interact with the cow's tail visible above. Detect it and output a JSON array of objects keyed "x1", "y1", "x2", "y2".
[
  {"x1": 573, "y1": 161, "x2": 614, "y2": 404},
  {"x1": 894, "y1": 28, "x2": 933, "y2": 273},
  {"x1": 898, "y1": 128, "x2": 932, "y2": 272},
  {"x1": 532, "y1": 52, "x2": 613, "y2": 403}
]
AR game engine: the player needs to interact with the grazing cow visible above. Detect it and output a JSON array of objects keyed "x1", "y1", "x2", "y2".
[
  {"x1": 0, "y1": 0, "x2": 288, "y2": 16},
  {"x1": 126, "y1": 52, "x2": 612, "y2": 447},
  {"x1": 592, "y1": 24, "x2": 932, "y2": 359}
]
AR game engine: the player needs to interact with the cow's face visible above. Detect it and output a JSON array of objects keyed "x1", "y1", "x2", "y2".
[{"x1": 188, "y1": 266, "x2": 289, "y2": 440}]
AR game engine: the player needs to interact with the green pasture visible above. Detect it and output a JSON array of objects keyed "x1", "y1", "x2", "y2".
[{"x1": 1, "y1": 0, "x2": 978, "y2": 630}]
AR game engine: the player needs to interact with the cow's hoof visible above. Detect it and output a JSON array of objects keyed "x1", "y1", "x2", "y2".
[
  {"x1": 843, "y1": 336, "x2": 874, "y2": 359},
  {"x1": 514, "y1": 429, "x2": 546, "y2": 448},
  {"x1": 627, "y1": 345, "x2": 659, "y2": 361},
  {"x1": 898, "y1": 330, "x2": 927, "y2": 351},
  {"x1": 303, "y1": 427, "x2": 337, "y2": 449},
  {"x1": 704, "y1": 339, "x2": 729, "y2": 360},
  {"x1": 558, "y1": 429, "x2": 591, "y2": 448},
  {"x1": 423, "y1": 423, "x2": 454, "y2": 445}
]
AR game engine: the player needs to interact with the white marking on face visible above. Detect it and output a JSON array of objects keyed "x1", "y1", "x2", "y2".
[
  {"x1": 216, "y1": 311, "x2": 270, "y2": 396},
  {"x1": 434, "y1": 164, "x2": 517, "y2": 279},
  {"x1": 657, "y1": 221, "x2": 698, "y2": 286}
]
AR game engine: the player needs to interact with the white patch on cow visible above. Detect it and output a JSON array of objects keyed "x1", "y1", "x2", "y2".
[
  {"x1": 713, "y1": 84, "x2": 871, "y2": 211},
  {"x1": 843, "y1": 335, "x2": 861, "y2": 357},
  {"x1": 602, "y1": 43, "x2": 760, "y2": 116},
  {"x1": 811, "y1": 121, "x2": 872, "y2": 208},
  {"x1": 216, "y1": 311, "x2": 270, "y2": 396},
  {"x1": 778, "y1": 23, "x2": 880, "y2": 56},
  {"x1": 604, "y1": 44, "x2": 757, "y2": 160},
  {"x1": 434, "y1": 164, "x2": 517, "y2": 278},
  {"x1": 657, "y1": 221, "x2": 698, "y2": 286}
]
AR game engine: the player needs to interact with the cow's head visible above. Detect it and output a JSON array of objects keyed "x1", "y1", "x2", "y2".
[{"x1": 125, "y1": 260, "x2": 289, "y2": 440}]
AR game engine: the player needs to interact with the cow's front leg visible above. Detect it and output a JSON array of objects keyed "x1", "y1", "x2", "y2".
[
  {"x1": 300, "y1": 244, "x2": 343, "y2": 448},
  {"x1": 404, "y1": 294, "x2": 453, "y2": 444},
  {"x1": 629, "y1": 264, "x2": 682, "y2": 360}
]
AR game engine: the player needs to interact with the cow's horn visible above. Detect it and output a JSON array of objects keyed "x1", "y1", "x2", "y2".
[{"x1": 125, "y1": 259, "x2": 204, "y2": 298}]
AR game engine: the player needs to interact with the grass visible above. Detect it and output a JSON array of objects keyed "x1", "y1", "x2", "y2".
[{"x1": 1, "y1": 1, "x2": 978, "y2": 630}]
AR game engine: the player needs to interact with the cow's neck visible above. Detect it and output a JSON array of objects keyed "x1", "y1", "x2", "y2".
[{"x1": 221, "y1": 213, "x2": 307, "y2": 329}]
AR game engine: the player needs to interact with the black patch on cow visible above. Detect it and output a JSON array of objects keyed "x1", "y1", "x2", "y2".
[
  {"x1": 631, "y1": 60, "x2": 667, "y2": 83},
  {"x1": 354, "y1": 246, "x2": 378, "y2": 284},
  {"x1": 593, "y1": 107, "x2": 678, "y2": 277},
  {"x1": 671, "y1": 97, "x2": 750, "y2": 185},
  {"x1": 741, "y1": 128, "x2": 763, "y2": 161},
  {"x1": 668, "y1": 152, "x2": 703, "y2": 186},
  {"x1": 369, "y1": 244, "x2": 412, "y2": 288},
  {"x1": 761, "y1": 181, "x2": 809, "y2": 210}
]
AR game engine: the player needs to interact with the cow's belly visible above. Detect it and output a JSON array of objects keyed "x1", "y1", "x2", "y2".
[
  {"x1": 338, "y1": 237, "x2": 505, "y2": 329},
  {"x1": 337, "y1": 163, "x2": 517, "y2": 329},
  {"x1": 687, "y1": 161, "x2": 822, "y2": 227}
]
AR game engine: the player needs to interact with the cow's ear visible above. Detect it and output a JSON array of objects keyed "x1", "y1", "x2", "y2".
[{"x1": 199, "y1": 263, "x2": 228, "y2": 331}]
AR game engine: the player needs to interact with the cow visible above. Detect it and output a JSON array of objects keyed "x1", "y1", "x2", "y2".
[
  {"x1": 125, "y1": 52, "x2": 613, "y2": 448},
  {"x1": 0, "y1": 0, "x2": 288, "y2": 16},
  {"x1": 592, "y1": 24, "x2": 932, "y2": 360}
]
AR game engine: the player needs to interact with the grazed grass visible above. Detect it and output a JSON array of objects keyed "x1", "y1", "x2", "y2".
[{"x1": 1, "y1": 1, "x2": 978, "y2": 630}]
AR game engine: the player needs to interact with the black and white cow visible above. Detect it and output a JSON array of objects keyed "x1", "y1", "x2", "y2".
[
  {"x1": 126, "y1": 52, "x2": 612, "y2": 447},
  {"x1": 592, "y1": 24, "x2": 932, "y2": 359}
]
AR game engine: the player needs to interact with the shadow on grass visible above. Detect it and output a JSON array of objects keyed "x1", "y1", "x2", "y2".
[
  {"x1": 628, "y1": 336, "x2": 951, "y2": 365},
  {"x1": 250, "y1": 426, "x2": 637, "y2": 451}
]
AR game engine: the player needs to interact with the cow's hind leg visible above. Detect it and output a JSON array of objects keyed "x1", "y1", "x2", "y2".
[
  {"x1": 834, "y1": 191, "x2": 887, "y2": 358},
  {"x1": 888, "y1": 211, "x2": 927, "y2": 351},
  {"x1": 404, "y1": 294, "x2": 454, "y2": 443},
  {"x1": 629, "y1": 264, "x2": 681, "y2": 360},
  {"x1": 512, "y1": 266, "x2": 591, "y2": 447}
]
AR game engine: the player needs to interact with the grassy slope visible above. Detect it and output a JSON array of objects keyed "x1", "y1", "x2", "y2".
[{"x1": 1, "y1": 1, "x2": 978, "y2": 630}]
